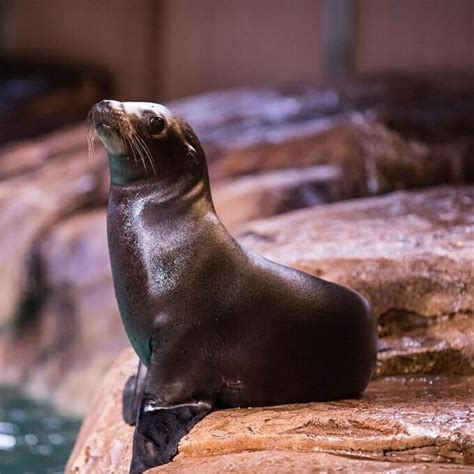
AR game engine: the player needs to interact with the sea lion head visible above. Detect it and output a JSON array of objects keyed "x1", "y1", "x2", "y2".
[{"x1": 89, "y1": 100, "x2": 207, "y2": 186}]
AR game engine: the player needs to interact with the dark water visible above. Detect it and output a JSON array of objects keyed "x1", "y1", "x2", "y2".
[{"x1": 0, "y1": 387, "x2": 81, "y2": 474}]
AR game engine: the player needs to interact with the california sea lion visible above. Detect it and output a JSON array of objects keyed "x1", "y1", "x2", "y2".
[{"x1": 90, "y1": 100, "x2": 378, "y2": 473}]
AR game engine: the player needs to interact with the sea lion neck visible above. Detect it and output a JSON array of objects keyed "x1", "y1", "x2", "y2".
[
  {"x1": 107, "y1": 152, "x2": 154, "y2": 185},
  {"x1": 106, "y1": 146, "x2": 213, "y2": 198},
  {"x1": 109, "y1": 170, "x2": 215, "y2": 216}
]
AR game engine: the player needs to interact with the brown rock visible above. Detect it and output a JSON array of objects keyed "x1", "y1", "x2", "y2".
[
  {"x1": 170, "y1": 74, "x2": 474, "y2": 156},
  {"x1": 171, "y1": 76, "x2": 474, "y2": 184},
  {"x1": 3, "y1": 74, "x2": 471, "y2": 185},
  {"x1": 66, "y1": 348, "x2": 474, "y2": 473},
  {"x1": 0, "y1": 210, "x2": 127, "y2": 414},
  {"x1": 0, "y1": 151, "x2": 106, "y2": 328},
  {"x1": 0, "y1": 124, "x2": 97, "y2": 180},
  {"x1": 67, "y1": 348, "x2": 137, "y2": 474},
  {"x1": 237, "y1": 186, "x2": 474, "y2": 376},
  {"x1": 378, "y1": 314, "x2": 473, "y2": 376},
  {"x1": 213, "y1": 164, "x2": 343, "y2": 229},
  {"x1": 176, "y1": 376, "x2": 473, "y2": 465},
  {"x1": 151, "y1": 451, "x2": 471, "y2": 473},
  {"x1": 210, "y1": 115, "x2": 466, "y2": 191}
]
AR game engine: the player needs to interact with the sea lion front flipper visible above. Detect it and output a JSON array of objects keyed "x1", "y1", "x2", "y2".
[
  {"x1": 129, "y1": 342, "x2": 213, "y2": 473},
  {"x1": 122, "y1": 361, "x2": 148, "y2": 426},
  {"x1": 130, "y1": 396, "x2": 211, "y2": 473}
]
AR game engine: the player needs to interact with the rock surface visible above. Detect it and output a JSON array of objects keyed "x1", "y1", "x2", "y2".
[
  {"x1": 171, "y1": 75, "x2": 474, "y2": 184},
  {"x1": 66, "y1": 348, "x2": 474, "y2": 473},
  {"x1": 208, "y1": 115, "x2": 467, "y2": 191},
  {"x1": 0, "y1": 124, "x2": 94, "y2": 180},
  {"x1": 1, "y1": 210, "x2": 127, "y2": 414},
  {"x1": 171, "y1": 74, "x2": 474, "y2": 162},
  {"x1": 0, "y1": 151, "x2": 106, "y2": 327},
  {"x1": 213, "y1": 164, "x2": 344, "y2": 230}
]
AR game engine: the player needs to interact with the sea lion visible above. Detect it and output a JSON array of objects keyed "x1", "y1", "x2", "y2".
[{"x1": 90, "y1": 100, "x2": 378, "y2": 473}]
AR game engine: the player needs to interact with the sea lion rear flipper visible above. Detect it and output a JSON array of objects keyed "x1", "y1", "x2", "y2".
[
  {"x1": 130, "y1": 396, "x2": 211, "y2": 473},
  {"x1": 122, "y1": 361, "x2": 148, "y2": 426}
]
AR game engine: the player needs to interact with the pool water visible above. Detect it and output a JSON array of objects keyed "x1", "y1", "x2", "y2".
[{"x1": 0, "y1": 387, "x2": 81, "y2": 474}]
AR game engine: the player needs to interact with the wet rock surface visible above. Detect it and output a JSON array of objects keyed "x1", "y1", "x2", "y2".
[
  {"x1": 171, "y1": 74, "x2": 474, "y2": 160},
  {"x1": 66, "y1": 348, "x2": 474, "y2": 473}
]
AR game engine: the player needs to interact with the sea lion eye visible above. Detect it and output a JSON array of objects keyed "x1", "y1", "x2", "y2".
[{"x1": 149, "y1": 116, "x2": 165, "y2": 135}]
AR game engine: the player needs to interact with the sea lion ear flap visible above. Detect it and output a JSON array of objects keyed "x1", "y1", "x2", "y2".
[
  {"x1": 186, "y1": 144, "x2": 198, "y2": 165},
  {"x1": 180, "y1": 119, "x2": 204, "y2": 165}
]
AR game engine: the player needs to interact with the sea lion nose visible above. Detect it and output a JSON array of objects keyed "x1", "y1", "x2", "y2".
[
  {"x1": 95, "y1": 99, "x2": 120, "y2": 112},
  {"x1": 98, "y1": 100, "x2": 112, "y2": 110},
  {"x1": 91, "y1": 100, "x2": 117, "y2": 126}
]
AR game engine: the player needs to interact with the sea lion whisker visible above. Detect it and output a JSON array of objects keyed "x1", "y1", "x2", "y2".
[
  {"x1": 125, "y1": 135, "x2": 139, "y2": 166},
  {"x1": 86, "y1": 125, "x2": 96, "y2": 162},
  {"x1": 128, "y1": 134, "x2": 145, "y2": 168},
  {"x1": 133, "y1": 134, "x2": 153, "y2": 175},
  {"x1": 85, "y1": 107, "x2": 94, "y2": 127},
  {"x1": 129, "y1": 134, "x2": 148, "y2": 174},
  {"x1": 85, "y1": 108, "x2": 100, "y2": 162},
  {"x1": 134, "y1": 133, "x2": 156, "y2": 175},
  {"x1": 119, "y1": 134, "x2": 129, "y2": 159}
]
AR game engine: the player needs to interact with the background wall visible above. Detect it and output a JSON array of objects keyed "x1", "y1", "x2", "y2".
[
  {"x1": 2, "y1": 0, "x2": 473, "y2": 101},
  {"x1": 3, "y1": 0, "x2": 156, "y2": 99},
  {"x1": 355, "y1": 0, "x2": 474, "y2": 73},
  {"x1": 156, "y1": 0, "x2": 324, "y2": 99}
]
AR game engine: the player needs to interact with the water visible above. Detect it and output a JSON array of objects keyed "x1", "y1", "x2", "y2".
[{"x1": 0, "y1": 387, "x2": 81, "y2": 474}]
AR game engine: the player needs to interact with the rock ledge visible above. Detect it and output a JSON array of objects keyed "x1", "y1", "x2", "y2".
[{"x1": 67, "y1": 349, "x2": 473, "y2": 473}]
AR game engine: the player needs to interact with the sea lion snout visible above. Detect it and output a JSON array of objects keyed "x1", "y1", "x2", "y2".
[
  {"x1": 91, "y1": 100, "x2": 126, "y2": 129},
  {"x1": 90, "y1": 100, "x2": 132, "y2": 157},
  {"x1": 96, "y1": 99, "x2": 113, "y2": 110},
  {"x1": 95, "y1": 99, "x2": 122, "y2": 111}
]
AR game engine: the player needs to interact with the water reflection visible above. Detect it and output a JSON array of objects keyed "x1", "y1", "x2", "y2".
[{"x1": 0, "y1": 386, "x2": 81, "y2": 474}]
